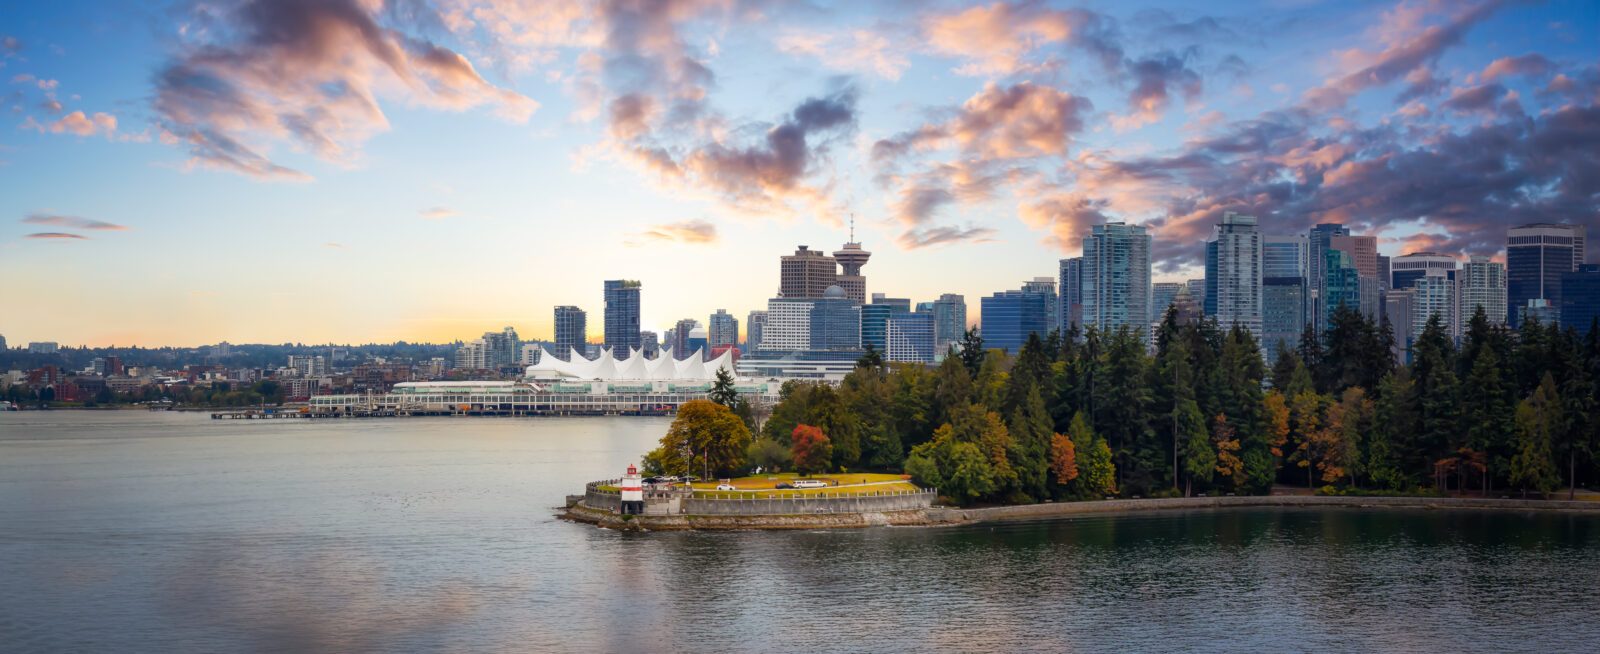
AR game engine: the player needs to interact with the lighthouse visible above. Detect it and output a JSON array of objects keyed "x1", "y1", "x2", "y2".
[{"x1": 620, "y1": 464, "x2": 645, "y2": 515}]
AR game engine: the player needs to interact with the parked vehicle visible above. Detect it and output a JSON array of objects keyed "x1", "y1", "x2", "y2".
[
  {"x1": 793, "y1": 479, "x2": 827, "y2": 489},
  {"x1": 715, "y1": 483, "x2": 736, "y2": 491},
  {"x1": 774, "y1": 483, "x2": 795, "y2": 489}
]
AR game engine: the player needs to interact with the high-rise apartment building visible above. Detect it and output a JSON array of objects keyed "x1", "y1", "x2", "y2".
[
  {"x1": 1058, "y1": 258, "x2": 1083, "y2": 333},
  {"x1": 1458, "y1": 255, "x2": 1507, "y2": 328},
  {"x1": 1329, "y1": 235, "x2": 1378, "y2": 279},
  {"x1": 1386, "y1": 289, "x2": 1416, "y2": 362},
  {"x1": 553, "y1": 306, "x2": 586, "y2": 360},
  {"x1": 603, "y1": 280, "x2": 642, "y2": 356},
  {"x1": 1206, "y1": 212, "x2": 1263, "y2": 338},
  {"x1": 1413, "y1": 268, "x2": 1457, "y2": 340},
  {"x1": 1322, "y1": 250, "x2": 1362, "y2": 331},
  {"x1": 780, "y1": 246, "x2": 838, "y2": 299},
  {"x1": 744, "y1": 310, "x2": 767, "y2": 352},
  {"x1": 708, "y1": 309, "x2": 739, "y2": 349},
  {"x1": 1507, "y1": 223, "x2": 1587, "y2": 326},
  {"x1": 1082, "y1": 222, "x2": 1152, "y2": 333},
  {"x1": 930, "y1": 293, "x2": 967, "y2": 354}
]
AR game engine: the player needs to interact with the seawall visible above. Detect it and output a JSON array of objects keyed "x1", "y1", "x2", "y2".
[{"x1": 926, "y1": 494, "x2": 1600, "y2": 525}]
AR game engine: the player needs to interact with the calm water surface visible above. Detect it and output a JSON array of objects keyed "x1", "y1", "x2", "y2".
[{"x1": 2, "y1": 411, "x2": 1598, "y2": 653}]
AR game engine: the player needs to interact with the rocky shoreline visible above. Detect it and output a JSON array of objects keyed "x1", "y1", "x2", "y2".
[{"x1": 562, "y1": 494, "x2": 1600, "y2": 531}]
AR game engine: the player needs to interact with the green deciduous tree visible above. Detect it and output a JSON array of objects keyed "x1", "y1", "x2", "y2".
[{"x1": 1511, "y1": 374, "x2": 1562, "y2": 498}]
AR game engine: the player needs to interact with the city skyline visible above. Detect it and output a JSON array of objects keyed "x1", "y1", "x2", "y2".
[{"x1": 2, "y1": 0, "x2": 1597, "y2": 346}]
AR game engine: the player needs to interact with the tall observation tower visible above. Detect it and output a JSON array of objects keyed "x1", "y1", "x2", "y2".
[{"x1": 833, "y1": 215, "x2": 871, "y2": 304}]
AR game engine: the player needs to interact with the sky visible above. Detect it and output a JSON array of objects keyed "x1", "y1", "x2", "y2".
[{"x1": 1, "y1": 0, "x2": 1596, "y2": 347}]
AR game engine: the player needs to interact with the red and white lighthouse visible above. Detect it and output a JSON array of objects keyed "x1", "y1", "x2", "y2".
[{"x1": 620, "y1": 463, "x2": 645, "y2": 515}]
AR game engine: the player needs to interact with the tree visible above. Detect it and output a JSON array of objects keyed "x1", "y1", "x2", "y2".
[
  {"x1": 1324, "y1": 387, "x2": 1372, "y2": 487},
  {"x1": 1368, "y1": 369, "x2": 1415, "y2": 490},
  {"x1": 856, "y1": 344, "x2": 885, "y2": 371},
  {"x1": 1511, "y1": 374, "x2": 1562, "y2": 498},
  {"x1": 745, "y1": 438, "x2": 791, "y2": 473},
  {"x1": 1050, "y1": 431, "x2": 1078, "y2": 486},
  {"x1": 958, "y1": 327, "x2": 986, "y2": 379},
  {"x1": 1462, "y1": 346, "x2": 1514, "y2": 495},
  {"x1": 1066, "y1": 411, "x2": 1115, "y2": 498},
  {"x1": 1286, "y1": 391, "x2": 1327, "y2": 488},
  {"x1": 1178, "y1": 399, "x2": 1212, "y2": 496},
  {"x1": 1212, "y1": 414, "x2": 1245, "y2": 489},
  {"x1": 791, "y1": 424, "x2": 834, "y2": 475},
  {"x1": 708, "y1": 367, "x2": 740, "y2": 407},
  {"x1": 643, "y1": 399, "x2": 752, "y2": 479}
]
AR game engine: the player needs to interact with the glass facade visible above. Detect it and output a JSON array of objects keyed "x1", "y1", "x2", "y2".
[
  {"x1": 1262, "y1": 277, "x2": 1305, "y2": 362},
  {"x1": 553, "y1": 306, "x2": 586, "y2": 361},
  {"x1": 931, "y1": 293, "x2": 967, "y2": 355},
  {"x1": 981, "y1": 289, "x2": 1050, "y2": 354},
  {"x1": 1058, "y1": 258, "x2": 1083, "y2": 333},
  {"x1": 1322, "y1": 250, "x2": 1362, "y2": 331},
  {"x1": 1507, "y1": 224, "x2": 1585, "y2": 327},
  {"x1": 1082, "y1": 222, "x2": 1151, "y2": 333},
  {"x1": 886, "y1": 312, "x2": 936, "y2": 363},
  {"x1": 861, "y1": 303, "x2": 894, "y2": 353},
  {"x1": 809, "y1": 296, "x2": 861, "y2": 350},
  {"x1": 1560, "y1": 265, "x2": 1600, "y2": 334},
  {"x1": 603, "y1": 280, "x2": 641, "y2": 356}
]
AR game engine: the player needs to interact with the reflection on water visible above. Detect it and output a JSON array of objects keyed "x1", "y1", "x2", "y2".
[{"x1": 2, "y1": 412, "x2": 1597, "y2": 653}]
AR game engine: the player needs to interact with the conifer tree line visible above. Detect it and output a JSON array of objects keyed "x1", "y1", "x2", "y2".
[{"x1": 747, "y1": 307, "x2": 1600, "y2": 505}]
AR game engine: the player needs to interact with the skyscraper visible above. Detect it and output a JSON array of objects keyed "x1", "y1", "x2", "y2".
[
  {"x1": 603, "y1": 280, "x2": 641, "y2": 356},
  {"x1": 1262, "y1": 276, "x2": 1305, "y2": 361},
  {"x1": 931, "y1": 293, "x2": 967, "y2": 355},
  {"x1": 1386, "y1": 289, "x2": 1416, "y2": 362},
  {"x1": 639, "y1": 331, "x2": 660, "y2": 359},
  {"x1": 780, "y1": 246, "x2": 838, "y2": 299},
  {"x1": 1328, "y1": 235, "x2": 1378, "y2": 279},
  {"x1": 1206, "y1": 212, "x2": 1263, "y2": 338},
  {"x1": 1458, "y1": 255, "x2": 1507, "y2": 328},
  {"x1": 981, "y1": 288, "x2": 1051, "y2": 354},
  {"x1": 1308, "y1": 223, "x2": 1351, "y2": 333},
  {"x1": 1082, "y1": 222, "x2": 1152, "y2": 333},
  {"x1": 861, "y1": 302, "x2": 895, "y2": 353},
  {"x1": 833, "y1": 223, "x2": 871, "y2": 304},
  {"x1": 1390, "y1": 252, "x2": 1458, "y2": 289},
  {"x1": 1263, "y1": 234, "x2": 1309, "y2": 279},
  {"x1": 1507, "y1": 223, "x2": 1587, "y2": 326},
  {"x1": 1058, "y1": 257, "x2": 1083, "y2": 333},
  {"x1": 708, "y1": 309, "x2": 739, "y2": 349},
  {"x1": 1414, "y1": 268, "x2": 1457, "y2": 340},
  {"x1": 671, "y1": 318, "x2": 700, "y2": 359},
  {"x1": 1559, "y1": 265, "x2": 1600, "y2": 334},
  {"x1": 745, "y1": 310, "x2": 767, "y2": 352},
  {"x1": 810, "y1": 287, "x2": 862, "y2": 350},
  {"x1": 762, "y1": 299, "x2": 813, "y2": 351},
  {"x1": 886, "y1": 312, "x2": 936, "y2": 363},
  {"x1": 1021, "y1": 277, "x2": 1058, "y2": 334},
  {"x1": 553, "y1": 306, "x2": 586, "y2": 361},
  {"x1": 1151, "y1": 282, "x2": 1184, "y2": 324},
  {"x1": 1323, "y1": 249, "x2": 1362, "y2": 331}
]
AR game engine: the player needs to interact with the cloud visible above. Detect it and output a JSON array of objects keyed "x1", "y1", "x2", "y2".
[
  {"x1": 921, "y1": 2, "x2": 1121, "y2": 77},
  {"x1": 1440, "y1": 83, "x2": 1506, "y2": 114},
  {"x1": 777, "y1": 29, "x2": 909, "y2": 80},
  {"x1": 1302, "y1": 0, "x2": 1504, "y2": 110},
  {"x1": 152, "y1": 0, "x2": 537, "y2": 180},
  {"x1": 897, "y1": 225, "x2": 998, "y2": 249},
  {"x1": 419, "y1": 206, "x2": 458, "y2": 219},
  {"x1": 25, "y1": 232, "x2": 88, "y2": 240},
  {"x1": 1018, "y1": 192, "x2": 1112, "y2": 251},
  {"x1": 34, "y1": 110, "x2": 116, "y2": 137},
  {"x1": 324, "y1": 242, "x2": 344, "y2": 249},
  {"x1": 1119, "y1": 51, "x2": 1203, "y2": 129},
  {"x1": 22, "y1": 213, "x2": 128, "y2": 230},
  {"x1": 634, "y1": 218, "x2": 718, "y2": 244},
  {"x1": 1481, "y1": 53, "x2": 1553, "y2": 81}
]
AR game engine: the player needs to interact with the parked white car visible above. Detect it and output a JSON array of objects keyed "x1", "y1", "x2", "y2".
[
  {"x1": 715, "y1": 483, "x2": 737, "y2": 491},
  {"x1": 793, "y1": 479, "x2": 827, "y2": 489}
]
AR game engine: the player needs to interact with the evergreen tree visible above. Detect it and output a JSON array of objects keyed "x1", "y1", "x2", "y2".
[
  {"x1": 1219, "y1": 326, "x2": 1272, "y2": 493},
  {"x1": 1096, "y1": 326, "x2": 1159, "y2": 493},
  {"x1": 856, "y1": 344, "x2": 885, "y2": 370},
  {"x1": 1270, "y1": 340, "x2": 1301, "y2": 391},
  {"x1": 1410, "y1": 314, "x2": 1460, "y2": 477},
  {"x1": 1462, "y1": 346, "x2": 1514, "y2": 494},
  {"x1": 1369, "y1": 369, "x2": 1417, "y2": 490},
  {"x1": 1155, "y1": 330, "x2": 1196, "y2": 490},
  {"x1": 1511, "y1": 374, "x2": 1561, "y2": 498},
  {"x1": 1178, "y1": 398, "x2": 1212, "y2": 496},
  {"x1": 708, "y1": 367, "x2": 740, "y2": 407},
  {"x1": 1004, "y1": 385, "x2": 1054, "y2": 502},
  {"x1": 958, "y1": 327, "x2": 986, "y2": 379}
]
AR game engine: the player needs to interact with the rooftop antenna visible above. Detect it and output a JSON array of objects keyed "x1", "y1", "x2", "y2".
[{"x1": 849, "y1": 212, "x2": 855, "y2": 243}]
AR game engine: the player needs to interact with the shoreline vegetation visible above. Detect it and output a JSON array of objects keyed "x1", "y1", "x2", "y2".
[
  {"x1": 631, "y1": 307, "x2": 1600, "y2": 518},
  {"x1": 562, "y1": 494, "x2": 1600, "y2": 531}
]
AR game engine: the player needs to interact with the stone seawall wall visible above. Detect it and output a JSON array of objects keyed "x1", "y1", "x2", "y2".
[
  {"x1": 584, "y1": 482, "x2": 621, "y2": 513},
  {"x1": 681, "y1": 491, "x2": 934, "y2": 516},
  {"x1": 926, "y1": 494, "x2": 1600, "y2": 524}
]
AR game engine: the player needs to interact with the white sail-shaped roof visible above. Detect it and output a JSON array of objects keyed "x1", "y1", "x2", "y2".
[{"x1": 523, "y1": 345, "x2": 737, "y2": 381}]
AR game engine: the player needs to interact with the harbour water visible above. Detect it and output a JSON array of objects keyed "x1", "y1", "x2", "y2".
[{"x1": 2, "y1": 411, "x2": 1598, "y2": 652}]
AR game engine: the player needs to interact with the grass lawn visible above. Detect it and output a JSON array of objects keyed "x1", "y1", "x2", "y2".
[{"x1": 688, "y1": 472, "x2": 922, "y2": 497}]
